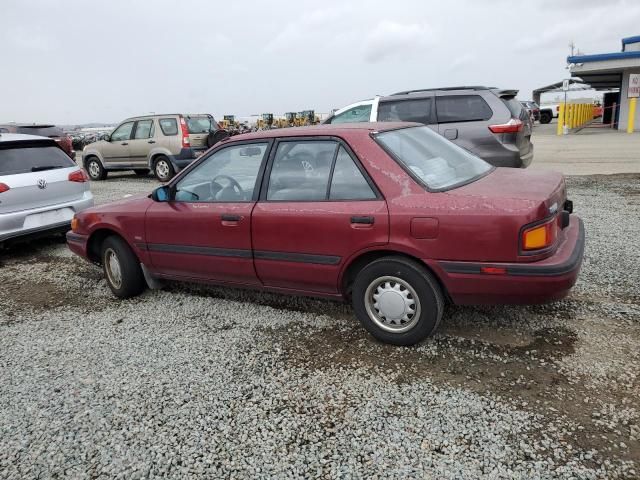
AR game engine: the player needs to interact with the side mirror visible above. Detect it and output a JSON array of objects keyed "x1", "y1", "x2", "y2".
[
  {"x1": 152, "y1": 185, "x2": 171, "y2": 202},
  {"x1": 103, "y1": 134, "x2": 111, "y2": 142}
]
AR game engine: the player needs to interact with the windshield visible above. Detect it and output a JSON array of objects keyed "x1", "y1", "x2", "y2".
[
  {"x1": 185, "y1": 116, "x2": 217, "y2": 134},
  {"x1": 374, "y1": 126, "x2": 492, "y2": 191}
]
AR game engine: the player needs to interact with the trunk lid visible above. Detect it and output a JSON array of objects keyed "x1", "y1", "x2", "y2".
[{"x1": 449, "y1": 168, "x2": 566, "y2": 220}]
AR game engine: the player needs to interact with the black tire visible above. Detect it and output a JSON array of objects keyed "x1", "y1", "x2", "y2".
[
  {"x1": 133, "y1": 169, "x2": 149, "y2": 176},
  {"x1": 85, "y1": 156, "x2": 107, "y2": 180},
  {"x1": 153, "y1": 156, "x2": 175, "y2": 182},
  {"x1": 352, "y1": 256, "x2": 444, "y2": 346},
  {"x1": 540, "y1": 111, "x2": 552, "y2": 124},
  {"x1": 101, "y1": 236, "x2": 146, "y2": 298}
]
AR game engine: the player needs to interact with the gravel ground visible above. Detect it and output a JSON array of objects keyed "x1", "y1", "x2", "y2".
[{"x1": 1, "y1": 171, "x2": 639, "y2": 479}]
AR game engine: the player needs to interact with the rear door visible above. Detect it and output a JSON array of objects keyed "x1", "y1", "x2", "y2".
[
  {"x1": 252, "y1": 138, "x2": 388, "y2": 294},
  {"x1": 102, "y1": 121, "x2": 134, "y2": 166},
  {"x1": 326, "y1": 100, "x2": 376, "y2": 124},
  {"x1": 435, "y1": 94, "x2": 495, "y2": 150},
  {"x1": 128, "y1": 119, "x2": 155, "y2": 167}
]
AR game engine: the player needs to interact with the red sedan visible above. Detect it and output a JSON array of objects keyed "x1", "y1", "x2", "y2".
[{"x1": 67, "y1": 123, "x2": 584, "y2": 345}]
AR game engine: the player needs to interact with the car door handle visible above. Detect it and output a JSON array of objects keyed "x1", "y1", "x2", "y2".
[
  {"x1": 351, "y1": 216, "x2": 374, "y2": 224},
  {"x1": 221, "y1": 214, "x2": 241, "y2": 222},
  {"x1": 148, "y1": 140, "x2": 156, "y2": 144},
  {"x1": 443, "y1": 129, "x2": 458, "y2": 140},
  {"x1": 121, "y1": 142, "x2": 129, "y2": 146}
]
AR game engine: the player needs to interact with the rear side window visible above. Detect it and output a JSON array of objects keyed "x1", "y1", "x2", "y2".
[
  {"x1": 15, "y1": 126, "x2": 63, "y2": 137},
  {"x1": 330, "y1": 105, "x2": 372, "y2": 124},
  {"x1": 435, "y1": 95, "x2": 493, "y2": 123},
  {"x1": 501, "y1": 97, "x2": 524, "y2": 118},
  {"x1": 329, "y1": 147, "x2": 376, "y2": 200},
  {"x1": 0, "y1": 145, "x2": 75, "y2": 175},
  {"x1": 378, "y1": 98, "x2": 432, "y2": 124},
  {"x1": 267, "y1": 141, "x2": 337, "y2": 201},
  {"x1": 159, "y1": 118, "x2": 178, "y2": 135}
]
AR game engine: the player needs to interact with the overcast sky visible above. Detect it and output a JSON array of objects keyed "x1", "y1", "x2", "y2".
[{"x1": 1, "y1": 0, "x2": 637, "y2": 124}]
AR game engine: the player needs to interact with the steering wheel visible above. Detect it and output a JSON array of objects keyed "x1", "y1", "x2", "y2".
[{"x1": 210, "y1": 174, "x2": 245, "y2": 201}]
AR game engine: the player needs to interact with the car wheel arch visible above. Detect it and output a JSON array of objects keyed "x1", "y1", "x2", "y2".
[
  {"x1": 87, "y1": 229, "x2": 137, "y2": 264},
  {"x1": 339, "y1": 249, "x2": 451, "y2": 303}
]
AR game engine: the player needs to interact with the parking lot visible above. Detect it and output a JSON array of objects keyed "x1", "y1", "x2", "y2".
[{"x1": 1, "y1": 130, "x2": 639, "y2": 479}]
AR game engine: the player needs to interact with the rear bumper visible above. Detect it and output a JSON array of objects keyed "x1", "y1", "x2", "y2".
[
  {"x1": 432, "y1": 216, "x2": 584, "y2": 305},
  {"x1": 0, "y1": 192, "x2": 94, "y2": 245},
  {"x1": 170, "y1": 147, "x2": 207, "y2": 169},
  {"x1": 474, "y1": 142, "x2": 533, "y2": 168}
]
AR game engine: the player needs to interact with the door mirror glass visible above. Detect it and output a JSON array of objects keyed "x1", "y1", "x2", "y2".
[
  {"x1": 103, "y1": 134, "x2": 111, "y2": 142},
  {"x1": 152, "y1": 185, "x2": 171, "y2": 202}
]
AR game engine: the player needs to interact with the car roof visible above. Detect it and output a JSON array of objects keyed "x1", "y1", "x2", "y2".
[
  {"x1": 223, "y1": 122, "x2": 421, "y2": 142},
  {"x1": 0, "y1": 133, "x2": 54, "y2": 143},
  {"x1": 122, "y1": 113, "x2": 212, "y2": 121}
]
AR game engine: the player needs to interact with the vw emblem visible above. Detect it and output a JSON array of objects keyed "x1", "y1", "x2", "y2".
[{"x1": 37, "y1": 179, "x2": 47, "y2": 189}]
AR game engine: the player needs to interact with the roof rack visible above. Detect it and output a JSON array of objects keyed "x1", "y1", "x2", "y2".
[{"x1": 391, "y1": 86, "x2": 492, "y2": 96}]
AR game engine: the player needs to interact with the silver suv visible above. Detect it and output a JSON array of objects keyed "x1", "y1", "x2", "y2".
[
  {"x1": 0, "y1": 133, "x2": 93, "y2": 246},
  {"x1": 325, "y1": 87, "x2": 534, "y2": 168},
  {"x1": 82, "y1": 113, "x2": 219, "y2": 182}
]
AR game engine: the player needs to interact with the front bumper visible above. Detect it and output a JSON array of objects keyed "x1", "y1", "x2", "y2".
[
  {"x1": 0, "y1": 192, "x2": 94, "y2": 245},
  {"x1": 66, "y1": 231, "x2": 89, "y2": 259},
  {"x1": 433, "y1": 216, "x2": 585, "y2": 305}
]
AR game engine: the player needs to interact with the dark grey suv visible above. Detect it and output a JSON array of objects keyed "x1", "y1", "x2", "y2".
[{"x1": 324, "y1": 86, "x2": 534, "y2": 168}]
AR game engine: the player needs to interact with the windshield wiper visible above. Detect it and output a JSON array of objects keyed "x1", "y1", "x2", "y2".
[{"x1": 31, "y1": 165, "x2": 64, "y2": 172}]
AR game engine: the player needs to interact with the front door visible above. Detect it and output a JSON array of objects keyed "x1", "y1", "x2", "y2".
[
  {"x1": 252, "y1": 139, "x2": 389, "y2": 294},
  {"x1": 144, "y1": 141, "x2": 270, "y2": 284},
  {"x1": 102, "y1": 121, "x2": 134, "y2": 166},
  {"x1": 128, "y1": 119, "x2": 154, "y2": 168}
]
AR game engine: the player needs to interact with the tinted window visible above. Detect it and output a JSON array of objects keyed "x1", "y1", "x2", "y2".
[
  {"x1": 375, "y1": 126, "x2": 492, "y2": 191},
  {"x1": 267, "y1": 141, "x2": 337, "y2": 201},
  {"x1": 330, "y1": 105, "x2": 371, "y2": 124},
  {"x1": 0, "y1": 145, "x2": 75, "y2": 175},
  {"x1": 185, "y1": 116, "x2": 216, "y2": 133},
  {"x1": 502, "y1": 97, "x2": 524, "y2": 118},
  {"x1": 159, "y1": 118, "x2": 178, "y2": 136},
  {"x1": 435, "y1": 95, "x2": 493, "y2": 123},
  {"x1": 15, "y1": 126, "x2": 63, "y2": 137},
  {"x1": 329, "y1": 147, "x2": 376, "y2": 200},
  {"x1": 110, "y1": 122, "x2": 134, "y2": 142},
  {"x1": 175, "y1": 143, "x2": 268, "y2": 202},
  {"x1": 378, "y1": 98, "x2": 432, "y2": 124},
  {"x1": 134, "y1": 120, "x2": 153, "y2": 139}
]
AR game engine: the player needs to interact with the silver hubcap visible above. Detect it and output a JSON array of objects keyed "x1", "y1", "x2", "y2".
[
  {"x1": 156, "y1": 160, "x2": 169, "y2": 179},
  {"x1": 364, "y1": 276, "x2": 421, "y2": 333},
  {"x1": 104, "y1": 248, "x2": 123, "y2": 289},
  {"x1": 88, "y1": 161, "x2": 100, "y2": 178}
]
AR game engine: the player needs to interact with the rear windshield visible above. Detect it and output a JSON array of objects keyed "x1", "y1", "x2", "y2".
[
  {"x1": 0, "y1": 145, "x2": 75, "y2": 176},
  {"x1": 185, "y1": 116, "x2": 217, "y2": 134},
  {"x1": 501, "y1": 97, "x2": 524, "y2": 118},
  {"x1": 15, "y1": 126, "x2": 63, "y2": 137},
  {"x1": 374, "y1": 126, "x2": 492, "y2": 191}
]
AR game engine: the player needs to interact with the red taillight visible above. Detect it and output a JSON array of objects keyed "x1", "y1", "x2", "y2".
[
  {"x1": 0, "y1": 183, "x2": 9, "y2": 193},
  {"x1": 488, "y1": 118, "x2": 523, "y2": 134},
  {"x1": 179, "y1": 116, "x2": 190, "y2": 148},
  {"x1": 68, "y1": 169, "x2": 89, "y2": 182}
]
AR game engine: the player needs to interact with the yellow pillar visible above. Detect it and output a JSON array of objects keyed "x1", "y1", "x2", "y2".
[
  {"x1": 628, "y1": 97, "x2": 637, "y2": 133},
  {"x1": 568, "y1": 104, "x2": 574, "y2": 129},
  {"x1": 557, "y1": 103, "x2": 565, "y2": 135},
  {"x1": 580, "y1": 104, "x2": 585, "y2": 125}
]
